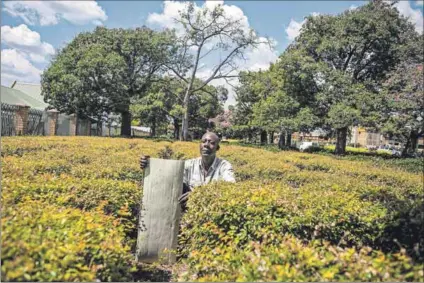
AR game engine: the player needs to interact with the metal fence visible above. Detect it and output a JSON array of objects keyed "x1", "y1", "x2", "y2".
[
  {"x1": 26, "y1": 108, "x2": 45, "y2": 135},
  {"x1": 1, "y1": 103, "x2": 19, "y2": 136},
  {"x1": 1, "y1": 102, "x2": 119, "y2": 137}
]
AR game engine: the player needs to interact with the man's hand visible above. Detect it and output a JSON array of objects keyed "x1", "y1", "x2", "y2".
[
  {"x1": 178, "y1": 192, "x2": 190, "y2": 204},
  {"x1": 139, "y1": 155, "x2": 150, "y2": 171}
]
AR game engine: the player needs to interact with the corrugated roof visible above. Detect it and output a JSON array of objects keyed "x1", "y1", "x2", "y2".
[
  {"x1": 1, "y1": 85, "x2": 48, "y2": 110},
  {"x1": 11, "y1": 82, "x2": 43, "y2": 101}
]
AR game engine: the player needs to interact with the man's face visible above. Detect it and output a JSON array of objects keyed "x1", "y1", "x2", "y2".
[{"x1": 200, "y1": 133, "x2": 219, "y2": 157}]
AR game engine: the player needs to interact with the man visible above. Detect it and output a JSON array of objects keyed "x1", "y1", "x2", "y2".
[{"x1": 139, "y1": 132, "x2": 235, "y2": 206}]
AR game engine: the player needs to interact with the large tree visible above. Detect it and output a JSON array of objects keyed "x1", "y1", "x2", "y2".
[
  {"x1": 381, "y1": 63, "x2": 424, "y2": 156},
  {"x1": 233, "y1": 70, "x2": 273, "y2": 143},
  {"x1": 285, "y1": 0, "x2": 419, "y2": 154},
  {"x1": 131, "y1": 77, "x2": 226, "y2": 139},
  {"x1": 235, "y1": 64, "x2": 317, "y2": 147},
  {"x1": 166, "y1": 2, "x2": 266, "y2": 141},
  {"x1": 41, "y1": 26, "x2": 177, "y2": 136}
]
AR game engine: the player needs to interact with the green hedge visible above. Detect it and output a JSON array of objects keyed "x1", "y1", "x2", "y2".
[
  {"x1": 178, "y1": 235, "x2": 423, "y2": 281},
  {"x1": 178, "y1": 181, "x2": 422, "y2": 260},
  {"x1": 2, "y1": 137, "x2": 423, "y2": 281},
  {"x1": 1, "y1": 200, "x2": 135, "y2": 282}
]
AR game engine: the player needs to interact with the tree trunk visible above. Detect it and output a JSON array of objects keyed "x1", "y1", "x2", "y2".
[
  {"x1": 181, "y1": 91, "x2": 190, "y2": 141},
  {"x1": 409, "y1": 131, "x2": 418, "y2": 154},
  {"x1": 150, "y1": 119, "x2": 156, "y2": 137},
  {"x1": 260, "y1": 130, "x2": 267, "y2": 145},
  {"x1": 247, "y1": 131, "x2": 253, "y2": 143},
  {"x1": 269, "y1": 131, "x2": 274, "y2": 144},
  {"x1": 120, "y1": 105, "x2": 132, "y2": 137},
  {"x1": 402, "y1": 136, "x2": 411, "y2": 157},
  {"x1": 173, "y1": 119, "x2": 180, "y2": 140},
  {"x1": 335, "y1": 127, "x2": 348, "y2": 155},
  {"x1": 286, "y1": 131, "x2": 292, "y2": 147},
  {"x1": 278, "y1": 131, "x2": 286, "y2": 149}
]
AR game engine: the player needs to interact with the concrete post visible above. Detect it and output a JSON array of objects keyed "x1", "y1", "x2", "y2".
[
  {"x1": 46, "y1": 110, "x2": 59, "y2": 136},
  {"x1": 69, "y1": 114, "x2": 77, "y2": 136}
]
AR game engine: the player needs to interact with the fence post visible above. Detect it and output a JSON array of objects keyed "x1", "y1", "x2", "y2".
[
  {"x1": 69, "y1": 114, "x2": 77, "y2": 136},
  {"x1": 15, "y1": 105, "x2": 30, "y2": 135},
  {"x1": 46, "y1": 110, "x2": 59, "y2": 136}
]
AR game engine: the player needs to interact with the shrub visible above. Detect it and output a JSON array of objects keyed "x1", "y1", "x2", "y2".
[
  {"x1": 1, "y1": 200, "x2": 135, "y2": 282},
  {"x1": 178, "y1": 182, "x2": 388, "y2": 256},
  {"x1": 177, "y1": 235, "x2": 423, "y2": 282},
  {"x1": 2, "y1": 136, "x2": 422, "y2": 281}
]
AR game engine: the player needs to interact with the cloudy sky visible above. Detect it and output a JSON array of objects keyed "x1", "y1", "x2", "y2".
[{"x1": 1, "y1": 0, "x2": 423, "y2": 106}]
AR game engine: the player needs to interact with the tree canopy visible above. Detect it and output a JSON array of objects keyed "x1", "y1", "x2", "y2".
[{"x1": 41, "y1": 26, "x2": 177, "y2": 136}]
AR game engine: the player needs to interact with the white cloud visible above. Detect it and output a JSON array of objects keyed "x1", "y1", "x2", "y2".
[
  {"x1": 392, "y1": 1, "x2": 423, "y2": 33},
  {"x1": 349, "y1": 5, "x2": 358, "y2": 10},
  {"x1": 1, "y1": 24, "x2": 55, "y2": 63},
  {"x1": 2, "y1": 1, "x2": 107, "y2": 26},
  {"x1": 147, "y1": 1, "x2": 250, "y2": 37},
  {"x1": 147, "y1": 1, "x2": 188, "y2": 34},
  {"x1": 285, "y1": 12, "x2": 319, "y2": 41},
  {"x1": 240, "y1": 38, "x2": 278, "y2": 72},
  {"x1": 285, "y1": 18, "x2": 305, "y2": 41},
  {"x1": 1, "y1": 49, "x2": 42, "y2": 86}
]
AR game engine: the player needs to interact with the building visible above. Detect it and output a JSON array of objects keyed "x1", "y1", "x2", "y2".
[
  {"x1": 1, "y1": 81, "x2": 94, "y2": 136},
  {"x1": 350, "y1": 126, "x2": 385, "y2": 148}
]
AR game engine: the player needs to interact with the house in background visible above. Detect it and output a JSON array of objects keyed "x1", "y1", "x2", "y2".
[
  {"x1": 1, "y1": 81, "x2": 96, "y2": 136},
  {"x1": 350, "y1": 127, "x2": 385, "y2": 148},
  {"x1": 2, "y1": 84, "x2": 48, "y2": 110},
  {"x1": 1, "y1": 85, "x2": 48, "y2": 136},
  {"x1": 292, "y1": 128, "x2": 332, "y2": 144}
]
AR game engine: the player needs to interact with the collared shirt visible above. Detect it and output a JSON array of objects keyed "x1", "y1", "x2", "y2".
[{"x1": 184, "y1": 157, "x2": 236, "y2": 189}]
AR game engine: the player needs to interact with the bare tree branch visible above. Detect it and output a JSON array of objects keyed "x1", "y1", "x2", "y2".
[
  {"x1": 192, "y1": 42, "x2": 251, "y2": 92},
  {"x1": 165, "y1": 64, "x2": 189, "y2": 84}
]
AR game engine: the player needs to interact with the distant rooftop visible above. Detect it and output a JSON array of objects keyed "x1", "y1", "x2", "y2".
[
  {"x1": 11, "y1": 81, "x2": 43, "y2": 102},
  {"x1": 1, "y1": 85, "x2": 48, "y2": 110}
]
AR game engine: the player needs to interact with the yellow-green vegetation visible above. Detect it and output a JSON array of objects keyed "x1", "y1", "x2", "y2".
[{"x1": 1, "y1": 137, "x2": 423, "y2": 282}]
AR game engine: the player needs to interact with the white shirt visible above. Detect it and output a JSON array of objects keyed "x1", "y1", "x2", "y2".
[{"x1": 184, "y1": 157, "x2": 236, "y2": 189}]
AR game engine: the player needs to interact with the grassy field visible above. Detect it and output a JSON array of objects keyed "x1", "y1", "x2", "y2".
[{"x1": 1, "y1": 136, "x2": 423, "y2": 281}]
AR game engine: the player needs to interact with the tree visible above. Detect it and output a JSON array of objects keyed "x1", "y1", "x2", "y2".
[
  {"x1": 130, "y1": 91, "x2": 170, "y2": 137},
  {"x1": 166, "y1": 2, "x2": 266, "y2": 140},
  {"x1": 285, "y1": 0, "x2": 419, "y2": 154},
  {"x1": 381, "y1": 63, "x2": 424, "y2": 156},
  {"x1": 232, "y1": 70, "x2": 270, "y2": 143},
  {"x1": 130, "y1": 77, "x2": 226, "y2": 139},
  {"x1": 41, "y1": 26, "x2": 177, "y2": 136},
  {"x1": 233, "y1": 64, "x2": 317, "y2": 147}
]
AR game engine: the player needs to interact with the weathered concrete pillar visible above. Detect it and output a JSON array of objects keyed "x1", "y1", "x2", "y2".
[
  {"x1": 69, "y1": 114, "x2": 77, "y2": 136},
  {"x1": 46, "y1": 110, "x2": 59, "y2": 136},
  {"x1": 15, "y1": 105, "x2": 30, "y2": 135}
]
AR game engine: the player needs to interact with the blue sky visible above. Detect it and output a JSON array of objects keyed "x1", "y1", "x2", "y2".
[{"x1": 1, "y1": 0, "x2": 423, "y2": 105}]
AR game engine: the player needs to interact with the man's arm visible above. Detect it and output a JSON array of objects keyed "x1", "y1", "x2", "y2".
[{"x1": 220, "y1": 161, "x2": 236, "y2": 182}]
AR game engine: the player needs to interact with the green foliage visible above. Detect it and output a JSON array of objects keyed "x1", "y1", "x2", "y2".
[
  {"x1": 130, "y1": 77, "x2": 225, "y2": 139},
  {"x1": 381, "y1": 61, "x2": 424, "y2": 155},
  {"x1": 179, "y1": 235, "x2": 423, "y2": 282},
  {"x1": 41, "y1": 26, "x2": 178, "y2": 135},
  {"x1": 1, "y1": 200, "x2": 134, "y2": 282},
  {"x1": 237, "y1": 0, "x2": 422, "y2": 154},
  {"x1": 2, "y1": 136, "x2": 422, "y2": 281}
]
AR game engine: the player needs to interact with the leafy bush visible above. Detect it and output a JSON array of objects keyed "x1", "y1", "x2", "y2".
[
  {"x1": 1, "y1": 200, "x2": 134, "y2": 282},
  {"x1": 178, "y1": 235, "x2": 423, "y2": 282},
  {"x1": 1, "y1": 136, "x2": 422, "y2": 281},
  {"x1": 178, "y1": 181, "x2": 423, "y2": 259}
]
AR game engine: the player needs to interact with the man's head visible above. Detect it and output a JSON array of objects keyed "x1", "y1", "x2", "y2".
[{"x1": 199, "y1": 132, "x2": 220, "y2": 158}]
